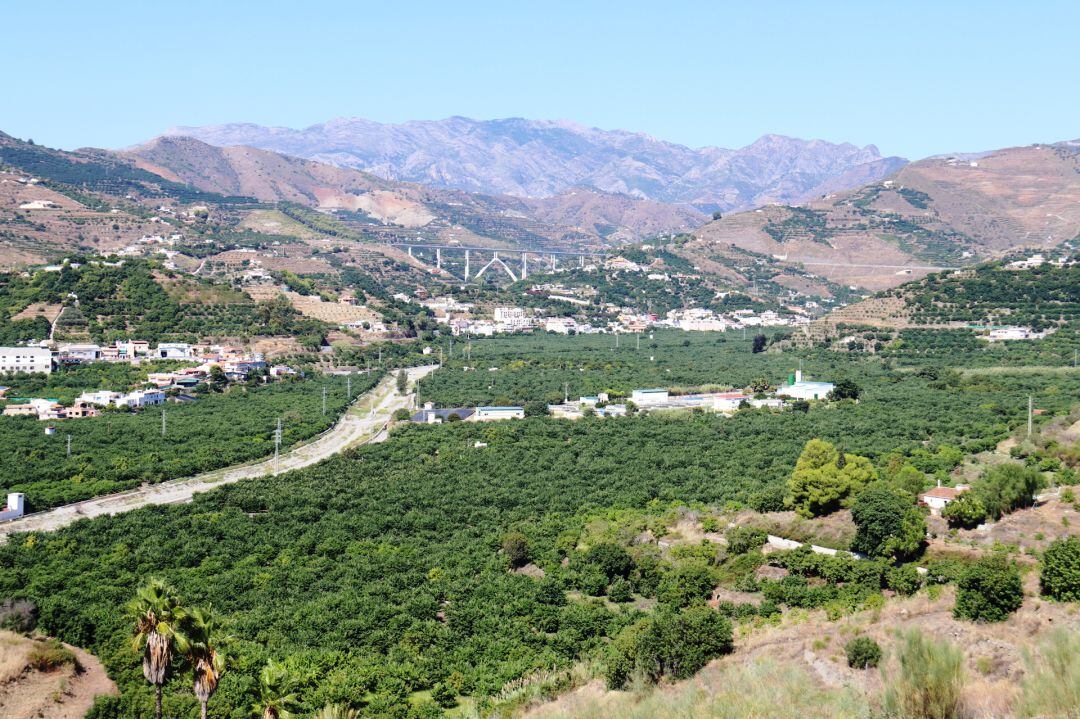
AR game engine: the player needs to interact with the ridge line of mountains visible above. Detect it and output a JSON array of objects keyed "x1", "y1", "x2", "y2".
[
  {"x1": 158, "y1": 116, "x2": 909, "y2": 211},
  {"x1": 1, "y1": 120, "x2": 1077, "y2": 295}
]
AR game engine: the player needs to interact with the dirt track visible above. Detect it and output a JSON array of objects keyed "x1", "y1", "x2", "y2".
[{"x1": 0, "y1": 365, "x2": 436, "y2": 540}]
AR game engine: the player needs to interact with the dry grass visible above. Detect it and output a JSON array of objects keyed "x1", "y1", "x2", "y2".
[{"x1": 523, "y1": 658, "x2": 871, "y2": 719}]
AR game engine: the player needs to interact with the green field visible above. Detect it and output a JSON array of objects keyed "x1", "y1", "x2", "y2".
[
  {"x1": 0, "y1": 372, "x2": 378, "y2": 512},
  {"x1": 0, "y1": 340, "x2": 1076, "y2": 718}
]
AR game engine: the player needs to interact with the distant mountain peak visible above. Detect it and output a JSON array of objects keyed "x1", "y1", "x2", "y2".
[{"x1": 153, "y1": 116, "x2": 906, "y2": 210}]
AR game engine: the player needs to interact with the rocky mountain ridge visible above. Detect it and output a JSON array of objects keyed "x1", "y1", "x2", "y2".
[{"x1": 158, "y1": 116, "x2": 907, "y2": 210}]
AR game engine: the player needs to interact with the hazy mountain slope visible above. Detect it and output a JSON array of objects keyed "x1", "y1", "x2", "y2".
[
  {"x1": 685, "y1": 141, "x2": 1080, "y2": 290},
  {"x1": 127, "y1": 136, "x2": 704, "y2": 244},
  {"x1": 159, "y1": 117, "x2": 906, "y2": 209},
  {"x1": 0, "y1": 132, "x2": 260, "y2": 267}
]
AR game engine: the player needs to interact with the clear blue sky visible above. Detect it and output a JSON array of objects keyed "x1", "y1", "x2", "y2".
[{"x1": 6, "y1": 1, "x2": 1078, "y2": 159}]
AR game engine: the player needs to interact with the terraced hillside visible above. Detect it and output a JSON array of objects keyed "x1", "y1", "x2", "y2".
[{"x1": 688, "y1": 141, "x2": 1080, "y2": 290}]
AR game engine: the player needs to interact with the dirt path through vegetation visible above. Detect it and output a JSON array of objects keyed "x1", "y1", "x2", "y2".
[{"x1": 0, "y1": 365, "x2": 437, "y2": 540}]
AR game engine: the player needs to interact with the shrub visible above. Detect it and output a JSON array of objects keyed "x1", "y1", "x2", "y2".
[
  {"x1": 954, "y1": 556, "x2": 1023, "y2": 622},
  {"x1": 828, "y1": 379, "x2": 861, "y2": 401},
  {"x1": 851, "y1": 482, "x2": 926, "y2": 560},
  {"x1": 1019, "y1": 629, "x2": 1080, "y2": 719},
  {"x1": 27, "y1": 638, "x2": 77, "y2": 672},
  {"x1": 502, "y1": 532, "x2": 530, "y2": 568},
  {"x1": 883, "y1": 630, "x2": 964, "y2": 719},
  {"x1": 391, "y1": 408, "x2": 412, "y2": 421},
  {"x1": 1040, "y1": 535, "x2": 1080, "y2": 601},
  {"x1": 608, "y1": 577, "x2": 633, "y2": 603},
  {"x1": 585, "y1": 543, "x2": 634, "y2": 581},
  {"x1": 886, "y1": 564, "x2": 923, "y2": 596},
  {"x1": 787, "y1": 439, "x2": 876, "y2": 517},
  {"x1": 890, "y1": 465, "x2": 927, "y2": 501},
  {"x1": 604, "y1": 606, "x2": 733, "y2": 689},
  {"x1": 748, "y1": 484, "x2": 787, "y2": 513},
  {"x1": 656, "y1": 563, "x2": 716, "y2": 607},
  {"x1": 941, "y1": 493, "x2": 987, "y2": 529},
  {"x1": 430, "y1": 682, "x2": 457, "y2": 708},
  {"x1": 725, "y1": 526, "x2": 767, "y2": 555},
  {"x1": 845, "y1": 636, "x2": 882, "y2": 669},
  {"x1": 972, "y1": 463, "x2": 1044, "y2": 519},
  {"x1": 0, "y1": 599, "x2": 38, "y2": 633}
]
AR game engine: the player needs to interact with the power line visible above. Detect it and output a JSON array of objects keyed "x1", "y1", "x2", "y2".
[{"x1": 274, "y1": 418, "x2": 282, "y2": 461}]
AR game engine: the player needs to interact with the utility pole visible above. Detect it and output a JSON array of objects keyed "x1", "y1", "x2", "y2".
[
  {"x1": 274, "y1": 418, "x2": 282, "y2": 460},
  {"x1": 322, "y1": 386, "x2": 328, "y2": 416},
  {"x1": 347, "y1": 375, "x2": 352, "y2": 400},
  {"x1": 1027, "y1": 395, "x2": 1033, "y2": 438},
  {"x1": 564, "y1": 382, "x2": 569, "y2": 403},
  {"x1": 161, "y1": 408, "x2": 166, "y2": 438},
  {"x1": 636, "y1": 334, "x2": 640, "y2": 351},
  {"x1": 66, "y1": 434, "x2": 71, "y2": 458}
]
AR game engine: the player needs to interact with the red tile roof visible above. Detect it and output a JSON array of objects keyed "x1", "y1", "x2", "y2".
[{"x1": 920, "y1": 486, "x2": 963, "y2": 500}]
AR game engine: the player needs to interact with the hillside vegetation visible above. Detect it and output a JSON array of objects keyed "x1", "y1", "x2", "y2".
[{"x1": 0, "y1": 260, "x2": 327, "y2": 345}]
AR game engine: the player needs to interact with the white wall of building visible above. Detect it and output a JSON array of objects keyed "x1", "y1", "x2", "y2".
[{"x1": 0, "y1": 347, "x2": 52, "y2": 374}]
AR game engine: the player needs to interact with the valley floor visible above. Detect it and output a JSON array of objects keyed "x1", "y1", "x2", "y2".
[{"x1": 0, "y1": 365, "x2": 436, "y2": 540}]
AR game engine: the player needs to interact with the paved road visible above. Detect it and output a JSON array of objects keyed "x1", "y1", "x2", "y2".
[{"x1": 0, "y1": 365, "x2": 437, "y2": 540}]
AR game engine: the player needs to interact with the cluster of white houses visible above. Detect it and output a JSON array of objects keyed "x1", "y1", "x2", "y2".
[
  {"x1": 441, "y1": 305, "x2": 808, "y2": 338},
  {"x1": 0, "y1": 342, "x2": 299, "y2": 423},
  {"x1": 0, "y1": 342, "x2": 279, "y2": 375}
]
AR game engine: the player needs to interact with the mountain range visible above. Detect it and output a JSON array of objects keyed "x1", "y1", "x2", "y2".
[
  {"x1": 159, "y1": 117, "x2": 908, "y2": 210},
  {"x1": 685, "y1": 140, "x2": 1080, "y2": 289},
  {"x1": 125, "y1": 135, "x2": 705, "y2": 247}
]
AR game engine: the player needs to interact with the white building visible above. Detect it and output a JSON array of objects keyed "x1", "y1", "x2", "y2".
[
  {"x1": 919, "y1": 485, "x2": 970, "y2": 515},
  {"x1": 493, "y1": 307, "x2": 530, "y2": 329},
  {"x1": 986, "y1": 327, "x2": 1033, "y2": 342},
  {"x1": 631, "y1": 388, "x2": 669, "y2": 405},
  {"x1": 120, "y1": 389, "x2": 166, "y2": 408},
  {"x1": 473, "y1": 406, "x2": 525, "y2": 421},
  {"x1": 545, "y1": 317, "x2": 577, "y2": 334},
  {"x1": 157, "y1": 342, "x2": 193, "y2": 359},
  {"x1": 78, "y1": 390, "x2": 123, "y2": 406},
  {"x1": 57, "y1": 343, "x2": 101, "y2": 361},
  {"x1": 0, "y1": 493, "x2": 26, "y2": 522},
  {"x1": 0, "y1": 347, "x2": 52, "y2": 374},
  {"x1": 776, "y1": 371, "x2": 835, "y2": 401}
]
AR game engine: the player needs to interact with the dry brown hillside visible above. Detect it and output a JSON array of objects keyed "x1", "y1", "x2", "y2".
[
  {"x1": 687, "y1": 142, "x2": 1080, "y2": 290},
  {"x1": 0, "y1": 631, "x2": 117, "y2": 719},
  {"x1": 127, "y1": 136, "x2": 704, "y2": 246},
  {"x1": 0, "y1": 170, "x2": 159, "y2": 268}
]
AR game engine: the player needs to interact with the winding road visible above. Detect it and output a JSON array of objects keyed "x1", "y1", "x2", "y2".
[{"x1": 0, "y1": 365, "x2": 437, "y2": 540}]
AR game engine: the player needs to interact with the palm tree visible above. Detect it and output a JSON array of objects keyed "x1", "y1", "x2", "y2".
[
  {"x1": 311, "y1": 704, "x2": 359, "y2": 719},
  {"x1": 180, "y1": 606, "x2": 227, "y2": 719},
  {"x1": 252, "y1": 660, "x2": 298, "y2": 719},
  {"x1": 128, "y1": 579, "x2": 186, "y2": 719}
]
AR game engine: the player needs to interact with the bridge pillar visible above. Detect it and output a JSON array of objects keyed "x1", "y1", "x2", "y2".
[
  {"x1": 579, "y1": 255, "x2": 584, "y2": 268},
  {"x1": 550, "y1": 254, "x2": 556, "y2": 271},
  {"x1": 521, "y1": 252, "x2": 528, "y2": 280},
  {"x1": 407, "y1": 246, "x2": 413, "y2": 258},
  {"x1": 436, "y1": 247, "x2": 441, "y2": 270},
  {"x1": 464, "y1": 249, "x2": 470, "y2": 280}
]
